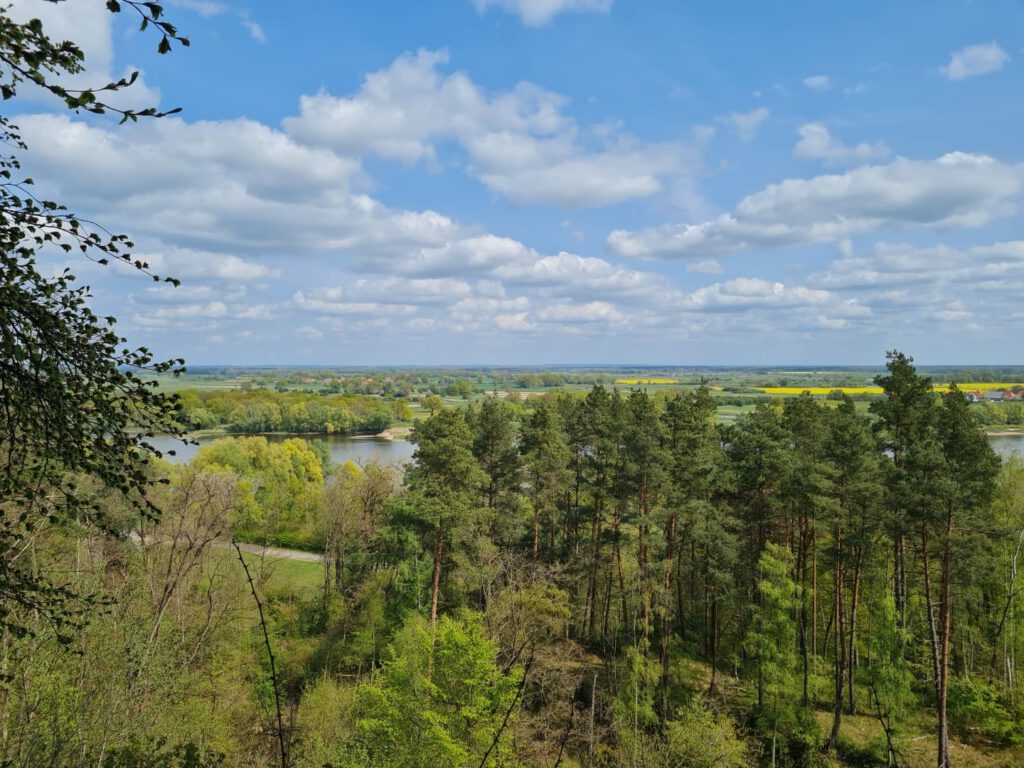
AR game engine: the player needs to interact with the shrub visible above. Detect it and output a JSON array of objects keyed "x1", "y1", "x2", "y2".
[{"x1": 947, "y1": 678, "x2": 1024, "y2": 746}]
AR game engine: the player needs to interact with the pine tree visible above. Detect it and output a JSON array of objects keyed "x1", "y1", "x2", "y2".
[
  {"x1": 407, "y1": 409, "x2": 485, "y2": 624},
  {"x1": 520, "y1": 401, "x2": 572, "y2": 562}
]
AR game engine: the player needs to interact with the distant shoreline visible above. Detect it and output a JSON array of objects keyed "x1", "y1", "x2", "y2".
[
  {"x1": 156, "y1": 427, "x2": 413, "y2": 442},
  {"x1": 985, "y1": 429, "x2": 1024, "y2": 436}
]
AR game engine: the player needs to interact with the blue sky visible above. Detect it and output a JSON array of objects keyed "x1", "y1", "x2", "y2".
[{"x1": 11, "y1": 0, "x2": 1024, "y2": 365}]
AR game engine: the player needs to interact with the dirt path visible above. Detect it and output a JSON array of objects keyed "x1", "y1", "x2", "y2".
[
  {"x1": 216, "y1": 539, "x2": 323, "y2": 563},
  {"x1": 130, "y1": 531, "x2": 324, "y2": 564}
]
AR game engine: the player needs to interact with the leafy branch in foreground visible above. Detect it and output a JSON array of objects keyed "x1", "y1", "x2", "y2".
[{"x1": 0, "y1": 3, "x2": 187, "y2": 640}]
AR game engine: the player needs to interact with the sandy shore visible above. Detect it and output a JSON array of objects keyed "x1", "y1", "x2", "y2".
[{"x1": 364, "y1": 426, "x2": 412, "y2": 441}]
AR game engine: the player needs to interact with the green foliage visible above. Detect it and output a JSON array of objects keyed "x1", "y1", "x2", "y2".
[
  {"x1": 468, "y1": 397, "x2": 522, "y2": 511},
  {"x1": 177, "y1": 388, "x2": 394, "y2": 435},
  {"x1": 101, "y1": 739, "x2": 225, "y2": 768},
  {"x1": 947, "y1": 678, "x2": 1024, "y2": 745},
  {"x1": 662, "y1": 703, "x2": 748, "y2": 768},
  {"x1": 0, "y1": 0, "x2": 193, "y2": 642},
  {"x1": 192, "y1": 436, "x2": 325, "y2": 545},
  {"x1": 292, "y1": 676, "x2": 358, "y2": 767},
  {"x1": 408, "y1": 409, "x2": 484, "y2": 505},
  {"x1": 351, "y1": 612, "x2": 522, "y2": 767},
  {"x1": 865, "y1": 592, "x2": 915, "y2": 736},
  {"x1": 746, "y1": 543, "x2": 805, "y2": 762},
  {"x1": 5, "y1": 349, "x2": 1022, "y2": 767},
  {"x1": 603, "y1": 699, "x2": 749, "y2": 768}
]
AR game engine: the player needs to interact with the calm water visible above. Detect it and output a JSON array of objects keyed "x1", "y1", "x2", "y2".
[
  {"x1": 989, "y1": 434, "x2": 1024, "y2": 459},
  {"x1": 147, "y1": 433, "x2": 415, "y2": 467}
]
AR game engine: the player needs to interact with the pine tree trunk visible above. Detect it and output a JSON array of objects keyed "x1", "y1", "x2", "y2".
[
  {"x1": 614, "y1": 510, "x2": 628, "y2": 636},
  {"x1": 848, "y1": 546, "x2": 863, "y2": 714},
  {"x1": 895, "y1": 533, "x2": 908, "y2": 629},
  {"x1": 532, "y1": 505, "x2": 540, "y2": 562},
  {"x1": 710, "y1": 597, "x2": 719, "y2": 693},
  {"x1": 586, "y1": 496, "x2": 603, "y2": 639},
  {"x1": 827, "y1": 524, "x2": 845, "y2": 751},
  {"x1": 937, "y1": 504, "x2": 954, "y2": 768},
  {"x1": 660, "y1": 512, "x2": 676, "y2": 705},
  {"x1": 799, "y1": 515, "x2": 810, "y2": 707},
  {"x1": 639, "y1": 470, "x2": 651, "y2": 641},
  {"x1": 922, "y1": 528, "x2": 943, "y2": 700},
  {"x1": 430, "y1": 514, "x2": 445, "y2": 625},
  {"x1": 812, "y1": 528, "x2": 818, "y2": 659}
]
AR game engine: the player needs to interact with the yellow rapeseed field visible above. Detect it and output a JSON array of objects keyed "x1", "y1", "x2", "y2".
[{"x1": 758, "y1": 382, "x2": 1024, "y2": 396}]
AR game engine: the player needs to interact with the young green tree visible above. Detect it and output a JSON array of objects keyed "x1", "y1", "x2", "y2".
[
  {"x1": 353, "y1": 612, "x2": 522, "y2": 768},
  {"x1": 865, "y1": 591, "x2": 915, "y2": 767},
  {"x1": 319, "y1": 462, "x2": 398, "y2": 595},
  {"x1": 745, "y1": 542, "x2": 801, "y2": 768}
]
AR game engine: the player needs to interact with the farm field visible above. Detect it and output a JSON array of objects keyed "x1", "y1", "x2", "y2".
[{"x1": 759, "y1": 382, "x2": 1024, "y2": 395}]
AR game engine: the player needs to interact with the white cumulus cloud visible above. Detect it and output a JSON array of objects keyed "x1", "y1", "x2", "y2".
[
  {"x1": 941, "y1": 42, "x2": 1010, "y2": 80},
  {"x1": 608, "y1": 152, "x2": 1023, "y2": 260},
  {"x1": 793, "y1": 123, "x2": 890, "y2": 166},
  {"x1": 283, "y1": 49, "x2": 695, "y2": 208}
]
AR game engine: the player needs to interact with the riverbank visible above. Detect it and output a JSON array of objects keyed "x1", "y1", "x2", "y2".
[
  {"x1": 177, "y1": 426, "x2": 413, "y2": 441},
  {"x1": 362, "y1": 426, "x2": 412, "y2": 441}
]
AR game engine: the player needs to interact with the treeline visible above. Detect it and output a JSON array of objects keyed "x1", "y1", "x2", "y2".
[
  {"x1": 297, "y1": 351, "x2": 1021, "y2": 767},
  {"x1": 7, "y1": 353, "x2": 1024, "y2": 767},
  {"x1": 176, "y1": 389, "x2": 407, "y2": 434},
  {"x1": 968, "y1": 401, "x2": 1024, "y2": 426},
  {"x1": 926, "y1": 367, "x2": 1024, "y2": 383}
]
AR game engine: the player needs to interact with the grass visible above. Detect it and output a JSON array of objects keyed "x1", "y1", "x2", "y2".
[
  {"x1": 675, "y1": 654, "x2": 1024, "y2": 767},
  {"x1": 210, "y1": 549, "x2": 324, "y2": 596},
  {"x1": 812, "y1": 710, "x2": 1024, "y2": 768},
  {"x1": 257, "y1": 555, "x2": 323, "y2": 594},
  {"x1": 138, "y1": 374, "x2": 244, "y2": 392}
]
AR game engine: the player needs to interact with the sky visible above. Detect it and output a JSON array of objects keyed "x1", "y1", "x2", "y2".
[{"x1": 9, "y1": 0, "x2": 1024, "y2": 365}]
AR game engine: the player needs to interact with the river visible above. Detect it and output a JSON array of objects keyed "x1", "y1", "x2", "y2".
[
  {"x1": 987, "y1": 434, "x2": 1024, "y2": 459},
  {"x1": 147, "y1": 433, "x2": 415, "y2": 466}
]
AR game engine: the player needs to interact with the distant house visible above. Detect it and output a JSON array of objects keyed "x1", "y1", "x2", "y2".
[
  {"x1": 985, "y1": 390, "x2": 1005, "y2": 402},
  {"x1": 966, "y1": 391, "x2": 985, "y2": 403},
  {"x1": 1004, "y1": 390, "x2": 1023, "y2": 401}
]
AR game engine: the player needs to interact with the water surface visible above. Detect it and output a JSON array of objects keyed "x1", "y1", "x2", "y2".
[
  {"x1": 988, "y1": 433, "x2": 1024, "y2": 459},
  {"x1": 147, "y1": 433, "x2": 414, "y2": 467}
]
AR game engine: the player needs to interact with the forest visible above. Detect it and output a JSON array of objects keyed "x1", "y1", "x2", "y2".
[
  {"x1": 4, "y1": 352, "x2": 1024, "y2": 768},
  {"x1": 174, "y1": 390, "x2": 407, "y2": 435}
]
